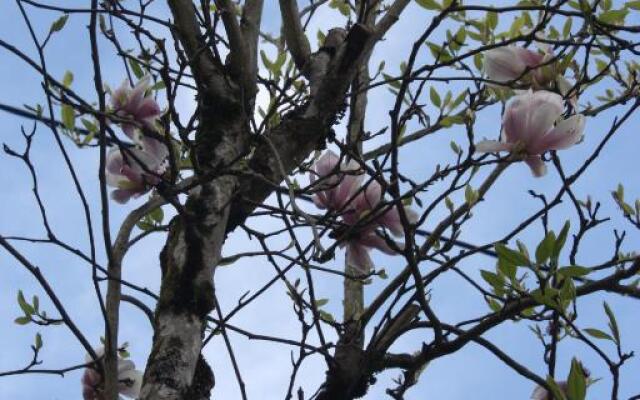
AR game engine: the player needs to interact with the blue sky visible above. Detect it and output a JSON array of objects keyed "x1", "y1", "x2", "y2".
[{"x1": 1, "y1": 1, "x2": 639, "y2": 399}]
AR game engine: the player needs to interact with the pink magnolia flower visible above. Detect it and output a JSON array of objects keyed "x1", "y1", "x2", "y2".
[
  {"x1": 310, "y1": 151, "x2": 418, "y2": 272},
  {"x1": 309, "y1": 150, "x2": 363, "y2": 211},
  {"x1": 81, "y1": 346, "x2": 143, "y2": 400},
  {"x1": 484, "y1": 46, "x2": 547, "y2": 84},
  {"x1": 341, "y1": 180, "x2": 417, "y2": 272},
  {"x1": 106, "y1": 141, "x2": 168, "y2": 204},
  {"x1": 475, "y1": 90, "x2": 585, "y2": 177},
  {"x1": 110, "y1": 76, "x2": 162, "y2": 142}
]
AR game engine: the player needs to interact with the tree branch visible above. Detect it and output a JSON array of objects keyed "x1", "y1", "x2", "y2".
[{"x1": 278, "y1": 0, "x2": 311, "y2": 72}]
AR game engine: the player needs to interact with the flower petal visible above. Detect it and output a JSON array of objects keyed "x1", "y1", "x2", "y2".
[
  {"x1": 111, "y1": 189, "x2": 139, "y2": 204},
  {"x1": 121, "y1": 123, "x2": 138, "y2": 141},
  {"x1": 125, "y1": 77, "x2": 150, "y2": 114},
  {"x1": 503, "y1": 90, "x2": 564, "y2": 145},
  {"x1": 106, "y1": 149, "x2": 125, "y2": 187},
  {"x1": 359, "y1": 232, "x2": 396, "y2": 255},
  {"x1": 502, "y1": 94, "x2": 531, "y2": 143},
  {"x1": 118, "y1": 368, "x2": 143, "y2": 398},
  {"x1": 525, "y1": 155, "x2": 547, "y2": 177},
  {"x1": 334, "y1": 171, "x2": 363, "y2": 210},
  {"x1": 110, "y1": 81, "x2": 130, "y2": 111},
  {"x1": 514, "y1": 47, "x2": 545, "y2": 67},
  {"x1": 312, "y1": 192, "x2": 329, "y2": 210},
  {"x1": 353, "y1": 180, "x2": 382, "y2": 214},
  {"x1": 484, "y1": 47, "x2": 527, "y2": 82},
  {"x1": 140, "y1": 138, "x2": 169, "y2": 165},
  {"x1": 532, "y1": 114, "x2": 585, "y2": 153},
  {"x1": 345, "y1": 242, "x2": 373, "y2": 273},
  {"x1": 530, "y1": 385, "x2": 549, "y2": 400},
  {"x1": 378, "y1": 206, "x2": 401, "y2": 236},
  {"x1": 474, "y1": 140, "x2": 513, "y2": 153},
  {"x1": 136, "y1": 98, "x2": 162, "y2": 120},
  {"x1": 117, "y1": 359, "x2": 136, "y2": 375},
  {"x1": 527, "y1": 91, "x2": 564, "y2": 138},
  {"x1": 314, "y1": 150, "x2": 340, "y2": 178}
]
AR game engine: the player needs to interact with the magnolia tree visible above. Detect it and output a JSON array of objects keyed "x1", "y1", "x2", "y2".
[{"x1": 1, "y1": 0, "x2": 639, "y2": 399}]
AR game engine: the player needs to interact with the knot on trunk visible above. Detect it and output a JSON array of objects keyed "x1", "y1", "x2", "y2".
[
  {"x1": 317, "y1": 322, "x2": 371, "y2": 400},
  {"x1": 185, "y1": 355, "x2": 215, "y2": 400}
]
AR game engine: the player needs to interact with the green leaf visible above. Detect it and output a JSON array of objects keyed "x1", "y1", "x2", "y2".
[
  {"x1": 273, "y1": 52, "x2": 287, "y2": 71},
  {"x1": 480, "y1": 270, "x2": 504, "y2": 292},
  {"x1": 81, "y1": 118, "x2": 97, "y2": 133},
  {"x1": 566, "y1": 358, "x2": 587, "y2": 400},
  {"x1": 486, "y1": 297, "x2": 502, "y2": 312},
  {"x1": 337, "y1": 1, "x2": 350, "y2": 16},
  {"x1": 49, "y1": 14, "x2": 69, "y2": 34},
  {"x1": 486, "y1": 11, "x2": 498, "y2": 30},
  {"x1": 316, "y1": 30, "x2": 326, "y2": 46},
  {"x1": 415, "y1": 0, "x2": 441, "y2": 10},
  {"x1": 62, "y1": 71, "x2": 74, "y2": 88},
  {"x1": 318, "y1": 310, "x2": 334, "y2": 323},
  {"x1": 628, "y1": 1, "x2": 640, "y2": 10},
  {"x1": 563, "y1": 17, "x2": 573, "y2": 37},
  {"x1": 464, "y1": 185, "x2": 478, "y2": 205},
  {"x1": 382, "y1": 73, "x2": 401, "y2": 89},
  {"x1": 553, "y1": 221, "x2": 570, "y2": 261},
  {"x1": 603, "y1": 302, "x2": 620, "y2": 343},
  {"x1": 622, "y1": 201, "x2": 635, "y2": 216},
  {"x1": 495, "y1": 243, "x2": 530, "y2": 267},
  {"x1": 129, "y1": 59, "x2": 145, "y2": 79},
  {"x1": 426, "y1": 42, "x2": 452, "y2": 62},
  {"x1": 439, "y1": 114, "x2": 465, "y2": 127},
  {"x1": 536, "y1": 231, "x2": 556, "y2": 264},
  {"x1": 17, "y1": 290, "x2": 34, "y2": 315},
  {"x1": 314, "y1": 298, "x2": 329, "y2": 307},
  {"x1": 598, "y1": 9, "x2": 628, "y2": 24},
  {"x1": 559, "y1": 278, "x2": 576, "y2": 302},
  {"x1": 32, "y1": 295, "x2": 39, "y2": 313},
  {"x1": 219, "y1": 254, "x2": 242, "y2": 266},
  {"x1": 516, "y1": 240, "x2": 530, "y2": 261},
  {"x1": 558, "y1": 265, "x2": 590, "y2": 277},
  {"x1": 136, "y1": 221, "x2": 154, "y2": 231},
  {"x1": 473, "y1": 53, "x2": 483, "y2": 70},
  {"x1": 149, "y1": 207, "x2": 164, "y2": 223},
  {"x1": 35, "y1": 333, "x2": 43, "y2": 350},
  {"x1": 150, "y1": 80, "x2": 166, "y2": 91},
  {"x1": 445, "y1": 196, "x2": 454, "y2": 212},
  {"x1": 98, "y1": 14, "x2": 108, "y2": 34},
  {"x1": 449, "y1": 91, "x2": 466, "y2": 110},
  {"x1": 453, "y1": 27, "x2": 466, "y2": 48},
  {"x1": 429, "y1": 87, "x2": 441, "y2": 108},
  {"x1": 530, "y1": 288, "x2": 558, "y2": 308},
  {"x1": 584, "y1": 328, "x2": 614, "y2": 341},
  {"x1": 14, "y1": 316, "x2": 30, "y2": 325},
  {"x1": 449, "y1": 141, "x2": 461, "y2": 155},
  {"x1": 61, "y1": 104, "x2": 75, "y2": 131},
  {"x1": 568, "y1": 1, "x2": 581, "y2": 10},
  {"x1": 260, "y1": 50, "x2": 273, "y2": 70},
  {"x1": 498, "y1": 258, "x2": 517, "y2": 280}
]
